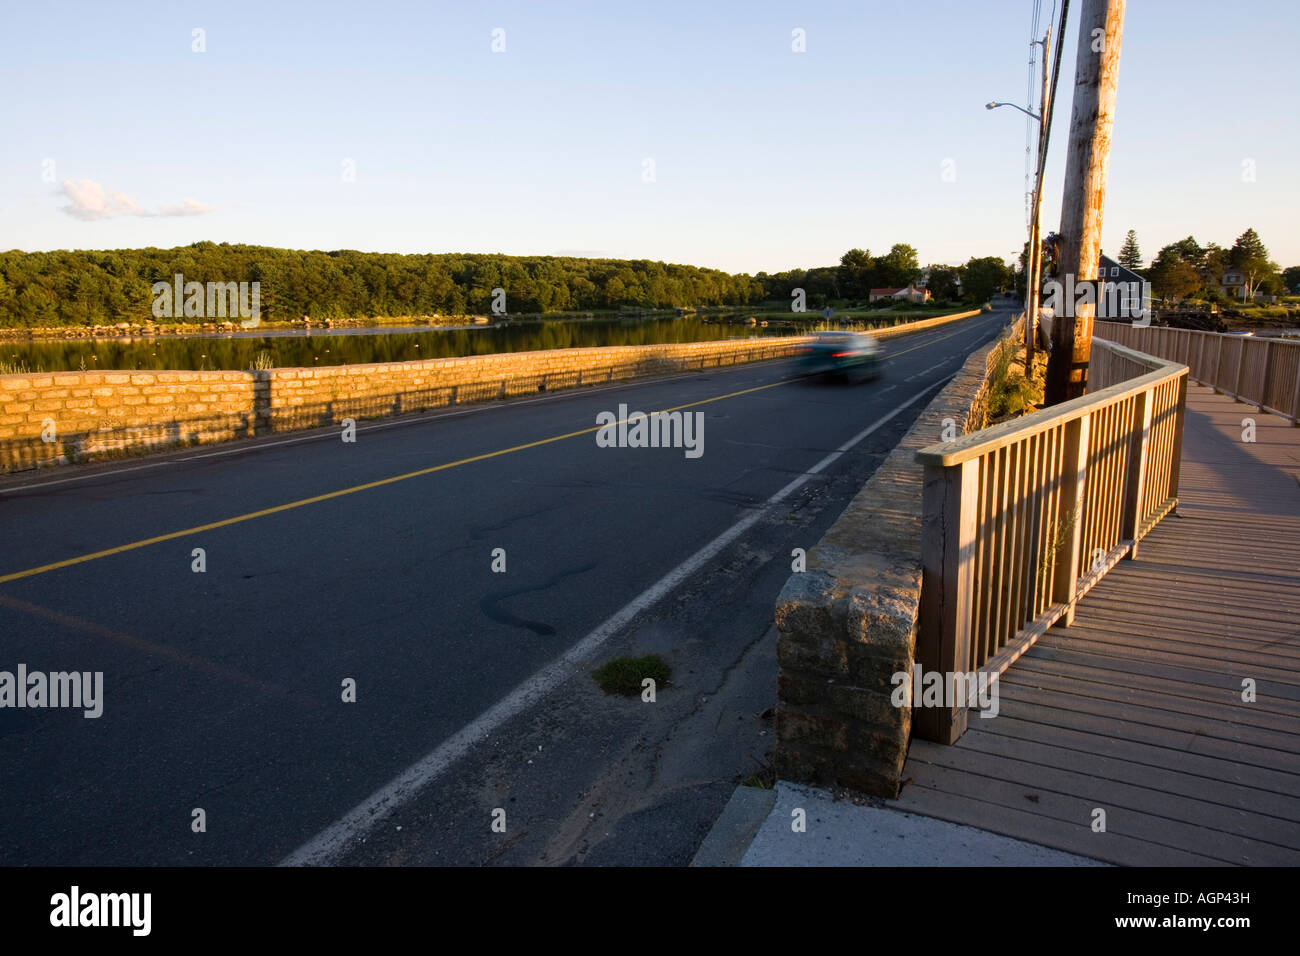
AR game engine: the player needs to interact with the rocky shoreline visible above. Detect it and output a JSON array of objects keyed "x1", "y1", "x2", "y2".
[
  {"x1": 0, "y1": 314, "x2": 493, "y2": 341},
  {"x1": 0, "y1": 308, "x2": 694, "y2": 341}
]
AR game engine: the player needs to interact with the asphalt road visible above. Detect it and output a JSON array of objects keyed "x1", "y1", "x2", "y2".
[{"x1": 0, "y1": 307, "x2": 1012, "y2": 865}]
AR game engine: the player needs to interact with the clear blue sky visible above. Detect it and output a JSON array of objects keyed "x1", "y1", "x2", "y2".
[{"x1": 2, "y1": 0, "x2": 1296, "y2": 274}]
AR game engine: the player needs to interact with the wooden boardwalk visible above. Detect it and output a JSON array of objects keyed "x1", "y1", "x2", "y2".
[{"x1": 896, "y1": 383, "x2": 1300, "y2": 865}]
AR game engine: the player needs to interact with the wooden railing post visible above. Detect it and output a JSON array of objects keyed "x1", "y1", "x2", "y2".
[
  {"x1": 1290, "y1": 348, "x2": 1300, "y2": 426},
  {"x1": 1052, "y1": 414, "x2": 1090, "y2": 626},
  {"x1": 1259, "y1": 340, "x2": 1274, "y2": 412},
  {"x1": 1121, "y1": 387, "x2": 1153, "y2": 557},
  {"x1": 1212, "y1": 333, "x2": 1224, "y2": 394},
  {"x1": 1234, "y1": 338, "x2": 1247, "y2": 401},
  {"x1": 1168, "y1": 371, "x2": 1189, "y2": 502},
  {"x1": 917, "y1": 459, "x2": 979, "y2": 744}
]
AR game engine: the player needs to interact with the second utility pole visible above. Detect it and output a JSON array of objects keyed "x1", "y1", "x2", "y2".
[{"x1": 1024, "y1": 26, "x2": 1050, "y2": 376}]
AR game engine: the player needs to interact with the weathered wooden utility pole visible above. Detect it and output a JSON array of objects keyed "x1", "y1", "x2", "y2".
[{"x1": 1044, "y1": 0, "x2": 1125, "y2": 404}]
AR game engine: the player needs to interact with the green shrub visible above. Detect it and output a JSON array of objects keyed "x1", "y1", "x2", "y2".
[
  {"x1": 985, "y1": 336, "x2": 1045, "y2": 423},
  {"x1": 592, "y1": 654, "x2": 671, "y2": 696}
]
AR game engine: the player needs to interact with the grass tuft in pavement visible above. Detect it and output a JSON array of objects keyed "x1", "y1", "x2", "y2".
[
  {"x1": 592, "y1": 654, "x2": 671, "y2": 696},
  {"x1": 742, "y1": 755, "x2": 777, "y2": 790}
]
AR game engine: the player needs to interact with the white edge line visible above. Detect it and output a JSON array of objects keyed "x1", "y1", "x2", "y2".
[
  {"x1": 905, "y1": 359, "x2": 957, "y2": 382},
  {"x1": 279, "y1": 378, "x2": 948, "y2": 867}
]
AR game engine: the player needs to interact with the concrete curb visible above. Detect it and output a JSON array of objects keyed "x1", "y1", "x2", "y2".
[{"x1": 689, "y1": 785, "x2": 779, "y2": 867}]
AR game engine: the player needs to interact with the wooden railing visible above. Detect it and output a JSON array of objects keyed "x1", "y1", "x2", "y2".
[
  {"x1": 1097, "y1": 321, "x2": 1300, "y2": 424},
  {"x1": 912, "y1": 339, "x2": 1188, "y2": 743}
]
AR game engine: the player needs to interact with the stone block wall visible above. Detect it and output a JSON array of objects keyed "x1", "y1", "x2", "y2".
[
  {"x1": 0, "y1": 337, "x2": 802, "y2": 472},
  {"x1": 259, "y1": 338, "x2": 806, "y2": 430}
]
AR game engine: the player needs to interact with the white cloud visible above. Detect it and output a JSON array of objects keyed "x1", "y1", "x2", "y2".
[
  {"x1": 60, "y1": 179, "x2": 144, "y2": 220},
  {"x1": 59, "y1": 179, "x2": 213, "y2": 220},
  {"x1": 159, "y1": 198, "x2": 214, "y2": 217}
]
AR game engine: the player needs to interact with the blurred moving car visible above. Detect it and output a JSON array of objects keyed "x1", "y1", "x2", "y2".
[{"x1": 798, "y1": 331, "x2": 883, "y2": 382}]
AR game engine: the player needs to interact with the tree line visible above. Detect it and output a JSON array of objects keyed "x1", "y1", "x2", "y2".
[
  {"x1": 0, "y1": 241, "x2": 1013, "y2": 328},
  {"x1": 758, "y1": 244, "x2": 1010, "y2": 307},
  {"x1": 0, "y1": 244, "x2": 768, "y2": 327},
  {"x1": 1106, "y1": 228, "x2": 1294, "y2": 303}
]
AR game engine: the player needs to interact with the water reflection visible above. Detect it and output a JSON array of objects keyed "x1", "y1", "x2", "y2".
[{"x1": 3, "y1": 317, "x2": 795, "y2": 373}]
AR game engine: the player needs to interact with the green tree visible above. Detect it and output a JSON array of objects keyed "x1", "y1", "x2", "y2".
[
  {"x1": 1201, "y1": 243, "x2": 1229, "y2": 291},
  {"x1": 15, "y1": 284, "x2": 59, "y2": 326},
  {"x1": 1118, "y1": 230, "x2": 1143, "y2": 271},
  {"x1": 1170, "y1": 236, "x2": 1205, "y2": 271},
  {"x1": 1229, "y1": 228, "x2": 1276, "y2": 300},
  {"x1": 875, "y1": 243, "x2": 921, "y2": 288},
  {"x1": 837, "y1": 248, "x2": 873, "y2": 300},
  {"x1": 1148, "y1": 247, "x2": 1201, "y2": 302},
  {"x1": 1258, "y1": 270, "x2": 1286, "y2": 296},
  {"x1": 925, "y1": 265, "x2": 960, "y2": 301},
  {"x1": 1282, "y1": 266, "x2": 1300, "y2": 294},
  {"x1": 0, "y1": 245, "x2": 788, "y2": 328},
  {"x1": 962, "y1": 256, "x2": 1010, "y2": 303}
]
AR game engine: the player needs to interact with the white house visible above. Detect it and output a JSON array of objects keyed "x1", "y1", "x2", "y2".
[{"x1": 869, "y1": 284, "x2": 931, "y2": 304}]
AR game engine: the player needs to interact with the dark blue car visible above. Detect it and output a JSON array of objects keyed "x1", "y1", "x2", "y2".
[{"x1": 797, "y1": 331, "x2": 883, "y2": 382}]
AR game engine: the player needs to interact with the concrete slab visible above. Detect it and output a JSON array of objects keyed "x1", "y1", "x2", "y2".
[{"x1": 737, "y1": 781, "x2": 1109, "y2": 866}]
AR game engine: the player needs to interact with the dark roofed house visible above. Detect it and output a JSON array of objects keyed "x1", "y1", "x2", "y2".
[
  {"x1": 1097, "y1": 253, "x2": 1143, "y2": 286},
  {"x1": 1095, "y1": 253, "x2": 1148, "y2": 320}
]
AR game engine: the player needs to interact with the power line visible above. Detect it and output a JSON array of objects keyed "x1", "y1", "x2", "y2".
[
  {"x1": 1037, "y1": 0, "x2": 1070, "y2": 209},
  {"x1": 1025, "y1": 0, "x2": 1043, "y2": 227}
]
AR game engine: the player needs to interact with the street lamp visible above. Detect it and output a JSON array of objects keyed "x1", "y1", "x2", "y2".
[{"x1": 986, "y1": 101, "x2": 1042, "y2": 122}]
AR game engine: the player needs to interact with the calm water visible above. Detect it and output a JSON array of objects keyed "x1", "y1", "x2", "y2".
[{"x1": 2, "y1": 317, "x2": 798, "y2": 373}]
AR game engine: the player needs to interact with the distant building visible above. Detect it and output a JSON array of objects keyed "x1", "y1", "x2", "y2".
[
  {"x1": 1219, "y1": 267, "x2": 1246, "y2": 299},
  {"x1": 869, "y1": 284, "x2": 931, "y2": 304},
  {"x1": 1096, "y1": 253, "x2": 1143, "y2": 286},
  {"x1": 1094, "y1": 253, "x2": 1149, "y2": 321}
]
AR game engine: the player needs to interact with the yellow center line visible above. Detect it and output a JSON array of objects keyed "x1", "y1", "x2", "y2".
[{"x1": 0, "y1": 315, "x2": 1001, "y2": 586}]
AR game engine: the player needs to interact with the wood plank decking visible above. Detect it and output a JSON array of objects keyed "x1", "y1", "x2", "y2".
[{"x1": 896, "y1": 383, "x2": 1300, "y2": 865}]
